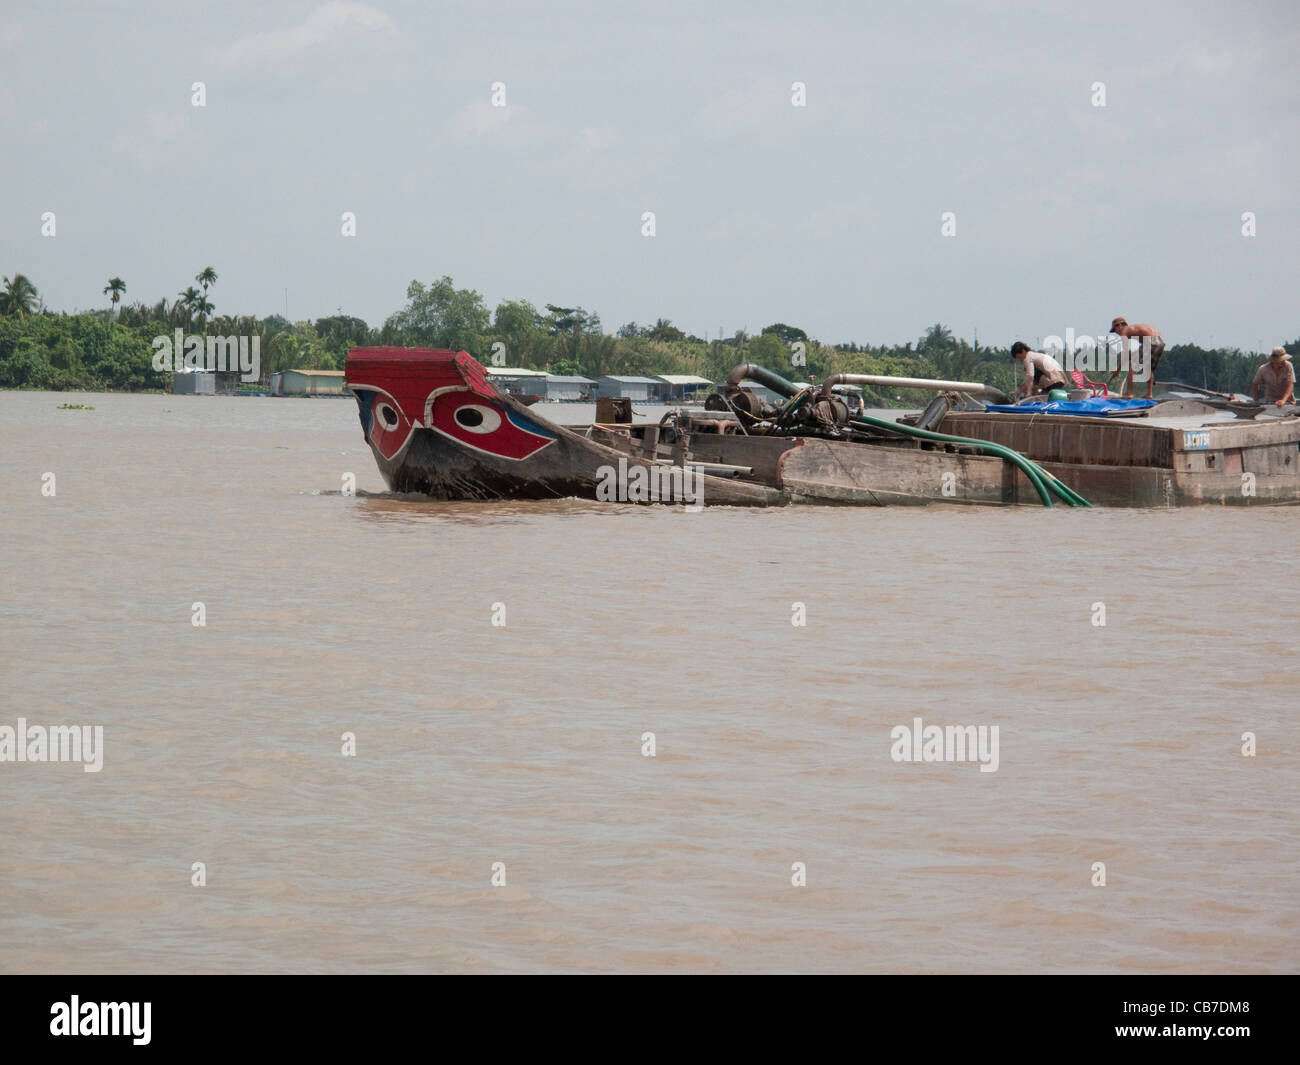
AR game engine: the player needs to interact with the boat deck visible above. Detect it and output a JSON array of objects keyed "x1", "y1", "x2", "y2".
[{"x1": 937, "y1": 403, "x2": 1300, "y2": 505}]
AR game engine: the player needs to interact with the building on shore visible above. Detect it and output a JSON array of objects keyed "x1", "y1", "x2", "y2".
[
  {"x1": 485, "y1": 367, "x2": 551, "y2": 397},
  {"x1": 541, "y1": 375, "x2": 597, "y2": 401},
  {"x1": 596, "y1": 375, "x2": 663, "y2": 402},
  {"x1": 271, "y1": 369, "x2": 346, "y2": 395},
  {"x1": 173, "y1": 369, "x2": 216, "y2": 395},
  {"x1": 655, "y1": 374, "x2": 714, "y2": 402}
]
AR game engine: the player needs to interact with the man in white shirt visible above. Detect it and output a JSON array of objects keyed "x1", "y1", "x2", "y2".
[{"x1": 1009, "y1": 341, "x2": 1069, "y2": 401}]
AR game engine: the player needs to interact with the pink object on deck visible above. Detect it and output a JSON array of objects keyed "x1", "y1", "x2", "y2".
[{"x1": 1068, "y1": 369, "x2": 1111, "y2": 397}]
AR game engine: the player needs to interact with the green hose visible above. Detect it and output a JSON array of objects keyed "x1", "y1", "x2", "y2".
[
  {"x1": 723, "y1": 363, "x2": 1091, "y2": 507},
  {"x1": 849, "y1": 415, "x2": 1091, "y2": 507}
]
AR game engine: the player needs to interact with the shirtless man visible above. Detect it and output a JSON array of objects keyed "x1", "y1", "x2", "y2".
[
  {"x1": 1009, "y1": 341, "x2": 1069, "y2": 400},
  {"x1": 1108, "y1": 316, "x2": 1165, "y2": 399},
  {"x1": 1251, "y1": 347, "x2": 1295, "y2": 407}
]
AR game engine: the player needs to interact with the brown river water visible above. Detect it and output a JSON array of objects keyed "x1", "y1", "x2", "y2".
[{"x1": 1, "y1": 390, "x2": 1296, "y2": 973}]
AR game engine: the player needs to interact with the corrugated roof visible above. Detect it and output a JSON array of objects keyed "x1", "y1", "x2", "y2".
[
  {"x1": 600, "y1": 376, "x2": 662, "y2": 384},
  {"x1": 656, "y1": 374, "x2": 713, "y2": 385},
  {"x1": 486, "y1": 367, "x2": 550, "y2": 377},
  {"x1": 287, "y1": 369, "x2": 345, "y2": 377},
  {"x1": 546, "y1": 375, "x2": 596, "y2": 383}
]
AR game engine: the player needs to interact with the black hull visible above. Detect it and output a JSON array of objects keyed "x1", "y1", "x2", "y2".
[{"x1": 379, "y1": 425, "x2": 787, "y2": 507}]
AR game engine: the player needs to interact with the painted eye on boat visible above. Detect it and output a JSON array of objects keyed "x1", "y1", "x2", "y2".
[
  {"x1": 453, "y1": 404, "x2": 502, "y2": 433},
  {"x1": 376, "y1": 402, "x2": 400, "y2": 430}
]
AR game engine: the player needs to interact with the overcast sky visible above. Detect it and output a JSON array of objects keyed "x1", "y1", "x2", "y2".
[{"x1": 2, "y1": 0, "x2": 1296, "y2": 351}]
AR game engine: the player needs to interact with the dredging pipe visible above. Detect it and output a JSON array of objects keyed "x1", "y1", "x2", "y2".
[
  {"x1": 724, "y1": 362, "x2": 803, "y2": 399},
  {"x1": 820, "y1": 373, "x2": 1008, "y2": 403}
]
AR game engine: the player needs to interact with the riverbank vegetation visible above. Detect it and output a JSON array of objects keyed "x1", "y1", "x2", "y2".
[{"x1": 1, "y1": 271, "x2": 1292, "y2": 403}]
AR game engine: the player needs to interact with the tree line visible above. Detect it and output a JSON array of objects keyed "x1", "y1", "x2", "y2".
[{"x1": 0, "y1": 271, "x2": 1293, "y2": 402}]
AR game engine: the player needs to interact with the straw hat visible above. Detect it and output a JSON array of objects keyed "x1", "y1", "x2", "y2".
[{"x1": 1271, "y1": 346, "x2": 1292, "y2": 361}]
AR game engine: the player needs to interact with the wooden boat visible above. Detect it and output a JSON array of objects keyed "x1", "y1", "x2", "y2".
[{"x1": 344, "y1": 347, "x2": 1300, "y2": 507}]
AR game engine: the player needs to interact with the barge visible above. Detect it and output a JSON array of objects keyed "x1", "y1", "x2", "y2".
[{"x1": 343, "y1": 347, "x2": 1300, "y2": 507}]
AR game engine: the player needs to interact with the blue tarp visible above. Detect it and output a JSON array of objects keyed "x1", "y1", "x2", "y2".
[{"x1": 984, "y1": 397, "x2": 1159, "y2": 417}]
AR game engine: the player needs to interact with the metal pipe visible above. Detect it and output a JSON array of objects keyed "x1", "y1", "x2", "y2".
[
  {"x1": 724, "y1": 363, "x2": 801, "y2": 398},
  {"x1": 820, "y1": 373, "x2": 1007, "y2": 402},
  {"x1": 654, "y1": 459, "x2": 754, "y2": 474}
]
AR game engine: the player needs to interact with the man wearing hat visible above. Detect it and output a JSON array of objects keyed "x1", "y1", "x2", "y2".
[
  {"x1": 1251, "y1": 347, "x2": 1295, "y2": 407},
  {"x1": 1107, "y1": 316, "x2": 1165, "y2": 399}
]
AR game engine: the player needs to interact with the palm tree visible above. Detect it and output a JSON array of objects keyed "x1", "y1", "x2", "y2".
[
  {"x1": 919, "y1": 323, "x2": 954, "y2": 352},
  {"x1": 177, "y1": 286, "x2": 201, "y2": 327},
  {"x1": 104, "y1": 277, "x2": 126, "y2": 314},
  {"x1": 117, "y1": 301, "x2": 148, "y2": 327},
  {"x1": 192, "y1": 294, "x2": 214, "y2": 329},
  {"x1": 196, "y1": 266, "x2": 217, "y2": 294},
  {"x1": 150, "y1": 297, "x2": 172, "y2": 325},
  {"x1": 1, "y1": 273, "x2": 40, "y2": 318},
  {"x1": 268, "y1": 330, "x2": 299, "y2": 375}
]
